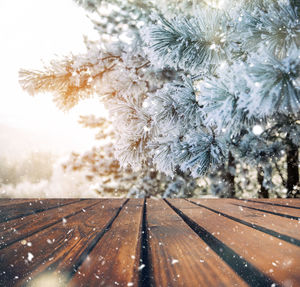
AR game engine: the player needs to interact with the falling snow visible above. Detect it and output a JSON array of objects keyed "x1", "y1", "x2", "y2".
[
  {"x1": 27, "y1": 252, "x2": 34, "y2": 262},
  {"x1": 138, "y1": 264, "x2": 145, "y2": 271},
  {"x1": 171, "y1": 259, "x2": 179, "y2": 265}
]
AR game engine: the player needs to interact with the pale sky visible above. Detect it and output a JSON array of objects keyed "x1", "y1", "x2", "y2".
[{"x1": 0, "y1": 0, "x2": 105, "y2": 157}]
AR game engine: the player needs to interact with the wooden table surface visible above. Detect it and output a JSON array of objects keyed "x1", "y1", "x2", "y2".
[{"x1": 0, "y1": 198, "x2": 299, "y2": 287}]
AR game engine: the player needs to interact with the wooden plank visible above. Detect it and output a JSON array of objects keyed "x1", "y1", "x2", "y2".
[
  {"x1": 69, "y1": 199, "x2": 144, "y2": 287},
  {"x1": 168, "y1": 199, "x2": 300, "y2": 286},
  {"x1": 0, "y1": 199, "x2": 97, "y2": 248},
  {"x1": 248, "y1": 198, "x2": 300, "y2": 208},
  {"x1": 232, "y1": 199, "x2": 300, "y2": 219},
  {"x1": 0, "y1": 199, "x2": 126, "y2": 287},
  {"x1": 191, "y1": 199, "x2": 300, "y2": 243},
  {"x1": 146, "y1": 199, "x2": 247, "y2": 287},
  {"x1": 0, "y1": 199, "x2": 81, "y2": 223},
  {"x1": 0, "y1": 199, "x2": 38, "y2": 206}
]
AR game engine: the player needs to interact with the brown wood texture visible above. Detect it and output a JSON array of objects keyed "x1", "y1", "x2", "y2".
[
  {"x1": 233, "y1": 199, "x2": 300, "y2": 218},
  {"x1": 0, "y1": 199, "x2": 98, "y2": 248},
  {"x1": 190, "y1": 198, "x2": 300, "y2": 242},
  {"x1": 0, "y1": 198, "x2": 300, "y2": 287},
  {"x1": 146, "y1": 199, "x2": 247, "y2": 287},
  {"x1": 70, "y1": 199, "x2": 144, "y2": 287},
  {"x1": 0, "y1": 199, "x2": 39, "y2": 206},
  {"x1": 167, "y1": 199, "x2": 300, "y2": 286},
  {"x1": 0, "y1": 198, "x2": 81, "y2": 223},
  {"x1": 246, "y1": 198, "x2": 300, "y2": 208},
  {"x1": 0, "y1": 199, "x2": 125, "y2": 287}
]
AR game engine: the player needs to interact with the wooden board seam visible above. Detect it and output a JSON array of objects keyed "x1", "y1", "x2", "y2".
[
  {"x1": 187, "y1": 199, "x2": 300, "y2": 247},
  {"x1": 139, "y1": 199, "x2": 153, "y2": 287},
  {"x1": 67, "y1": 199, "x2": 129, "y2": 281},
  {"x1": 231, "y1": 203, "x2": 300, "y2": 220},
  {"x1": 244, "y1": 199, "x2": 300, "y2": 210},
  {"x1": 0, "y1": 200, "x2": 99, "y2": 250},
  {"x1": 0, "y1": 199, "x2": 85, "y2": 223},
  {"x1": 165, "y1": 199, "x2": 276, "y2": 287}
]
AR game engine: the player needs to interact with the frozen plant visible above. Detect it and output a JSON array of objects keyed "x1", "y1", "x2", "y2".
[{"x1": 19, "y1": 0, "x2": 300, "y2": 197}]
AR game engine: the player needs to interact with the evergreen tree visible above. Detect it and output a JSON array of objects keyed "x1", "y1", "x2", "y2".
[
  {"x1": 62, "y1": 115, "x2": 197, "y2": 198},
  {"x1": 19, "y1": 0, "x2": 300, "y2": 198}
]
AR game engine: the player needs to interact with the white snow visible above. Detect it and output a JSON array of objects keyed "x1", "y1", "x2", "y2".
[
  {"x1": 138, "y1": 264, "x2": 145, "y2": 271},
  {"x1": 171, "y1": 259, "x2": 179, "y2": 265},
  {"x1": 252, "y1": 125, "x2": 263, "y2": 135},
  {"x1": 27, "y1": 252, "x2": 34, "y2": 262}
]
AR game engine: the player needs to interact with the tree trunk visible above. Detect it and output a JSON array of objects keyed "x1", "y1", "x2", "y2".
[
  {"x1": 257, "y1": 166, "x2": 269, "y2": 198},
  {"x1": 224, "y1": 151, "x2": 235, "y2": 198},
  {"x1": 286, "y1": 141, "x2": 299, "y2": 198}
]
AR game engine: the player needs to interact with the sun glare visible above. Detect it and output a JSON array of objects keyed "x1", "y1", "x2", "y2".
[
  {"x1": 0, "y1": 0, "x2": 103, "y2": 154},
  {"x1": 204, "y1": 0, "x2": 226, "y2": 9}
]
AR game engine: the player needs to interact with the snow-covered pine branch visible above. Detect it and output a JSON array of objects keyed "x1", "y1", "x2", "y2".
[
  {"x1": 239, "y1": 1, "x2": 300, "y2": 59},
  {"x1": 239, "y1": 48, "x2": 300, "y2": 118},
  {"x1": 19, "y1": 50, "x2": 122, "y2": 110},
  {"x1": 195, "y1": 62, "x2": 257, "y2": 135},
  {"x1": 19, "y1": 0, "x2": 300, "y2": 197},
  {"x1": 143, "y1": 9, "x2": 238, "y2": 73}
]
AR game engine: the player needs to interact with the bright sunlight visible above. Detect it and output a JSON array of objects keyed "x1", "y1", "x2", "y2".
[{"x1": 0, "y1": 0, "x2": 103, "y2": 157}]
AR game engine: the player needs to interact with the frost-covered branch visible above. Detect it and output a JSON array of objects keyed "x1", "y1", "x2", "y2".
[
  {"x1": 143, "y1": 10, "x2": 238, "y2": 73},
  {"x1": 19, "y1": 0, "x2": 300, "y2": 197},
  {"x1": 19, "y1": 51, "x2": 121, "y2": 109}
]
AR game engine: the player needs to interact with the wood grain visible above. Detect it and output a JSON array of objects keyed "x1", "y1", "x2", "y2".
[
  {"x1": 0, "y1": 199, "x2": 81, "y2": 223},
  {"x1": 191, "y1": 198, "x2": 300, "y2": 242},
  {"x1": 168, "y1": 199, "x2": 300, "y2": 286},
  {"x1": 247, "y1": 198, "x2": 300, "y2": 208},
  {"x1": 1, "y1": 198, "x2": 300, "y2": 287},
  {"x1": 0, "y1": 199, "x2": 125, "y2": 287},
  {"x1": 69, "y1": 199, "x2": 144, "y2": 287},
  {"x1": 0, "y1": 199, "x2": 40, "y2": 206},
  {"x1": 146, "y1": 199, "x2": 247, "y2": 287},
  {"x1": 0, "y1": 199, "x2": 98, "y2": 248},
  {"x1": 232, "y1": 199, "x2": 300, "y2": 218}
]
